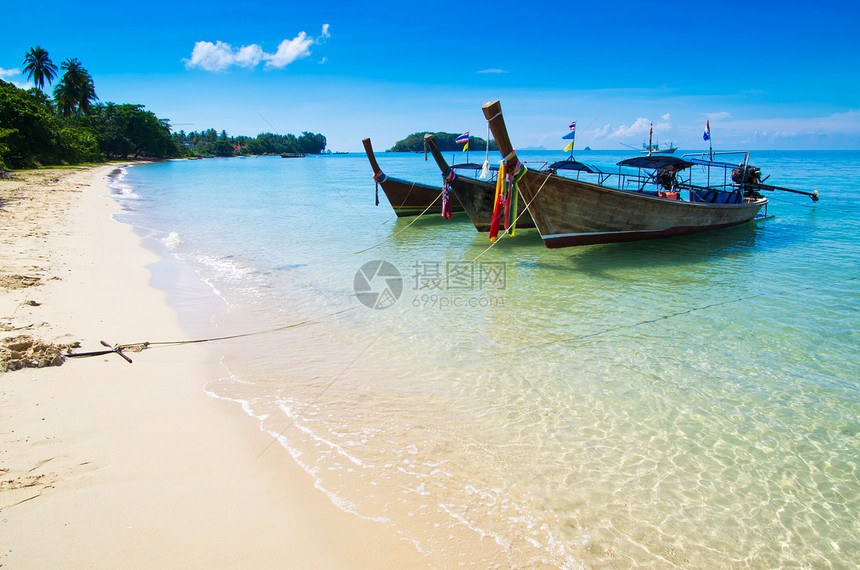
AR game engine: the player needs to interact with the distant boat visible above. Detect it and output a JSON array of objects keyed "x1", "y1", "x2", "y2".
[
  {"x1": 423, "y1": 133, "x2": 534, "y2": 232},
  {"x1": 622, "y1": 124, "x2": 677, "y2": 154},
  {"x1": 362, "y1": 138, "x2": 463, "y2": 217},
  {"x1": 280, "y1": 153, "x2": 306, "y2": 158},
  {"x1": 642, "y1": 140, "x2": 677, "y2": 154},
  {"x1": 622, "y1": 140, "x2": 677, "y2": 154},
  {"x1": 481, "y1": 100, "x2": 814, "y2": 248}
]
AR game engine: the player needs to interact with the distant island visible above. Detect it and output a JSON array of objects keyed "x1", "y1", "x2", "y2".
[{"x1": 388, "y1": 132, "x2": 498, "y2": 153}]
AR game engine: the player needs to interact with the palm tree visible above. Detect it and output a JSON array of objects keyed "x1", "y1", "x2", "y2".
[
  {"x1": 53, "y1": 58, "x2": 98, "y2": 116},
  {"x1": 22, "y1": 46, "x2": 58, "y2": 91}
]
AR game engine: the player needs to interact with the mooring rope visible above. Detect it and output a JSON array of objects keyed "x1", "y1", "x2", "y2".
[
  {"x1": 65, "y1": 307, "x2": 356, "y2": 363},
  {"x1": 376, "y1": 180, "x2": 430, "y2": 225},
  {"x1": 352, "y1": 188, "x2": 448, "y2": 254},
  {"x1": 415, "y1": 167, "x2": 554, "y2": 291}
]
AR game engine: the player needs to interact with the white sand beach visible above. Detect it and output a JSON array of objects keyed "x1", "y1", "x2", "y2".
[{"x1": 0, "y1": 165, "x2": 431, "y2": 568}]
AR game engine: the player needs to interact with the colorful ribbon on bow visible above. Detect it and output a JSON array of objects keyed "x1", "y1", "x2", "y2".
[{"x1": 489, "y1": 156, "x2": 526, "y2": 241}]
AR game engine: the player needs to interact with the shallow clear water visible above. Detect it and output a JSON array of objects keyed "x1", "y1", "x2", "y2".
[{"x1": 112, "y1": 150, "x2": 859, "y2": 568}]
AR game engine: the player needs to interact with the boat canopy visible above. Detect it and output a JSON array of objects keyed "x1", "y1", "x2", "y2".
[
  {"x1": 618, "y1": 155, "x2": 693, "y2": 171},
  {"x1": 550, "y1": 160, "x2": 643, "y2": 178}
]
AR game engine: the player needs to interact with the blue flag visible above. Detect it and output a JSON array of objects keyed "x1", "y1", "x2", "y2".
[{"x1": 703, "y1": 120, "x2": 711, "y2": 141}]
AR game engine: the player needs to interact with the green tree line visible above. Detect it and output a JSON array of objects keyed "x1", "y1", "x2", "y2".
[
  {"x1": 174, "y1": 129, "x2": 326, "y2": 157},
  {"x1": 1, "y1": 46, "x2": 326, "y2": 170},
  {"x1": 388, "y1": 132, "x2": 498, "y2": 152}
]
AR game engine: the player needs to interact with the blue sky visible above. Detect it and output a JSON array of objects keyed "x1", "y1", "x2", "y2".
[{"x1": 3, "y1": 0, "x2": 859, "y2": 151}]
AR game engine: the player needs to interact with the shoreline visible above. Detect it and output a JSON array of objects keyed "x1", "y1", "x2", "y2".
[{"x1": 0, "y1": 165, "x2": 430, "y2": 567}]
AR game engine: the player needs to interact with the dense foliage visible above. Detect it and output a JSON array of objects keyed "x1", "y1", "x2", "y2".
[
  {"x1": 0, "y1": 79, "x2": 178, "y2": 168},
  {"x1": 388, "y1": 132, "x2": 497, "y2": 152},
  {"x1": 174, "y1": 129, "x2": 327, "y2": 157},
  {"x1": 1, "y1": 46, "x2": 328, "y2": 170},
  {"x1": 0, "y1": 80, "x2": 99, "y2": 167}
]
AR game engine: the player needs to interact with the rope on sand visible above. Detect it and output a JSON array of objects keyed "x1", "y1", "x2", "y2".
[{"x1": 64, "y1": 307, "x2": 355, "y2": 364}]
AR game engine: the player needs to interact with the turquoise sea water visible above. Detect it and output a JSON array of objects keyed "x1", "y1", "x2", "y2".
[{"x1": 112, "y1": 150, "x2": 859, "y2": 568}]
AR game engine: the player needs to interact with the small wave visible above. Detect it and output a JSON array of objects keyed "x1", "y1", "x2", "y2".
[
  {"x1": 197, "y1": 254, "x2": 258, "y2": 282},
  {"x1": 112, "y1": 186, "x2": 142, "y2": 200},
  {"x1": 107, "y1": 167, "x2": 142, "y2": 199},
  {"x1": 203, "y1": 382, "x2": 390, "y2": 524},
  {"x1": 162, "y1": 231, "x2": 183, "y2": 249},
  {"x1": 109, "y1": 166, "x2": 127, "y2": 181}
]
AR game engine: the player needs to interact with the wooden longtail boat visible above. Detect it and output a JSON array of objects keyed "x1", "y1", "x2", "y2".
[
  {"x1": 482, "y1": 100, "x2": 772, "y2": 248},
  {"x1": 423, "y1": 134, "x2": 534, "y2": 232},
  {"x1": 362, "y1": 137, "x2": 463, "y2": 217}
]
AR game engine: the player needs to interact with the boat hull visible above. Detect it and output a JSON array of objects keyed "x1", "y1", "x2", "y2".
[
  {"x1": 379, "y1": 176, "x2": 463, "y2": 217},
  {"x1": 362, "y1": 137, "x2": 462, "y2": 217},
  {"x1": 518, "y1": 169, "x2": 767, "y2": 247},
  {"x1": 447, "y1": 174, "x2": 534, "y2": 232}
]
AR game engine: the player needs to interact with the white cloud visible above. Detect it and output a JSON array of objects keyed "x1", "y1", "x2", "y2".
[
  {"x1": 585, "y1": 115, "x2": 672, "y2": 144},
  {"x1": 185, "y1": 41, "x2": 238, "y2": 72},
  {"x1": 477, "y1": 69, "x2": 507, "y2": 74},
  {"x1": 1, "y1": 67, "x2": 34, "y2": 89},
  {"x1": 235, "y1": 44, "x2": 264, "y2": 68},
  {"x1": 606, "y1": 117, "x2": 651, "y2": 139},
  {"x1": 592, "y1": 124, "x2": 612, "y2": 138},
  {"x1": 185, "y1": 27, "x2": 329, "y2": 72},
  {"x1": 264, "y1": 33, "x2": 313, "y2": 69}
]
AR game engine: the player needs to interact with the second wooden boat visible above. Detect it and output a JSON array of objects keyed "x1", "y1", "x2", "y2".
[
  {"x1": 362, "y1": 137, "x2": 462, "y2": 217},
  {"x1": 423, "y1": 134, "x2": 534, "y2": 232}
]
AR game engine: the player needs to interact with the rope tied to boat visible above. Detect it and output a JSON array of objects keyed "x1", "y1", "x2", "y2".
[
  {"x1": 352, "y1": 188, "x2": 447, "y2": 254},
  {"x1": 415, "y1": 167, "x2": 553, "y2": 291},
  {"x1": 372, "y1": 171, "x2": 387, "y2": 206}
]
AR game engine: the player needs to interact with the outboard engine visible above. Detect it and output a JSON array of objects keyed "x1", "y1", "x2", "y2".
[
  {"x1": 656, "y1": 169, "x2": 676, "y2": 190},
  {"x1": 732, "y1": 166, "x2": 764, "y2": 199},
  {"x1": 732, "y1": 165, "x2": 762, "y2": 185}
]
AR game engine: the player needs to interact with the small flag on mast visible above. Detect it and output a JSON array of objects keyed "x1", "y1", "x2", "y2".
[
  {"x1": 562, "y1": 120, "x2": 576, "y2": 140},
  {"x1": 456, "y1": 132, "x2": 469, "y2": 145},
  {"x1": 563, "y1": 140, "x2": 574, "y2": 152},
  {"x1": 703, "y1": 121, "x2": 711, "y2": 141}
]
